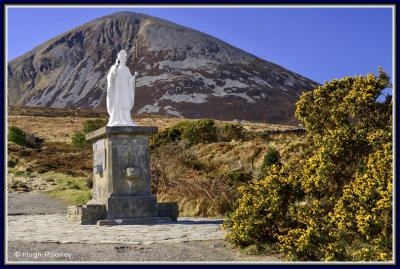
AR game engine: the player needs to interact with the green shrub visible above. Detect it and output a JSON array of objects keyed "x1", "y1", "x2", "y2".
[
  {"x1": 261, "y1": 148, "x2": 281, "y2": 175},
  {"x1": 71, "y1": 131, "x2": 89, "y2": 148},
  {"x1": 205, "y1": 170, "x2": 253, "y2": 189},
  {"x1": 220, "y1": 123, "x2": 246, "y2": 142},
  {"x1": 14, "y1": 170, "x2": 31, "y2": 177},
  {"x1": 150, "y1": 126, "x2": 182, "y2": 149},
  {"x1": 150, "y1": 119, "x2": 218, "y2": 149},
  {"x1": 8, "y1": 126, "x2": 33, "y2": 147},
  {"x1": 82, "y1": 119, "x2": 107, "y2": 134},
  {"x1": 8, "y1": 159, "x2": 18, "y2": 168},
  {"x1": 180, "y1": 119, "x2": 218, "y2": 145},
  {"x1": 72, "y1": 119, "x2": 107, "y2": 148},
  {"x1": 222, "y1": 170, "x2": 253, "y2": 188}
]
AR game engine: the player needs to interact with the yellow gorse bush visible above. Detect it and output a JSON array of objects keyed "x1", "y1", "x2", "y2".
[
  {"x1": 222, "y1": 165, "x2": 303, "y2": 248},
  {"x1": 223, "y1": 68, "x2": 392, "y2": 261}
]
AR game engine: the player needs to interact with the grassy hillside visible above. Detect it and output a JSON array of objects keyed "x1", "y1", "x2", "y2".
[{"x1": 7, "y1": 105, "x2": 305, "y2": 216}]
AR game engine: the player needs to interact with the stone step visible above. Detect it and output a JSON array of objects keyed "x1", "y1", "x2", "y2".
[{"x1": 97, "y1": 217, "x2": 173, "y2": 226}]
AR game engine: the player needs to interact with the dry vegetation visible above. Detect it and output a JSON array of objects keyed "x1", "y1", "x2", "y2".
[
  {"x1": 8, "y1": 105, "x2": 297, "y2": 139},
  {"x1": 151, "y1": 134, "x2": 306, "y2": 217},
  {"x1": 7, "y1": 105, "x2": 304, "y2": 214}
]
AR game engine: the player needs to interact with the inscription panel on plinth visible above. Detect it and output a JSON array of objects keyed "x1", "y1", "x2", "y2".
[
  {"x1": 110, "y1": 135, "x2": 151, "y2": 196},
  {"x1": 94, "y1": 149, "x2": 106, "y2": 174}
]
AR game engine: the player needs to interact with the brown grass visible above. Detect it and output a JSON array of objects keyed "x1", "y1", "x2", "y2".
[
  {"x1": 8, "y1": 142, "x2": 92, "y2": 180},
  {"x1": 8, "y1": 105, "x2": 298, "y2": 136},
  {"x1": 150, "y1": 132, "x2": 306, "y2": 217},
  {"x1": 7, "y1": 105, "x2": 306, "y2": 217}
]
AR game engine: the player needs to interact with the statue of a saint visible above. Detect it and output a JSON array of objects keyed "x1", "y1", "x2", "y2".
[{"x1": 106, "y1": 50, "x2": 138, "y2": 126}]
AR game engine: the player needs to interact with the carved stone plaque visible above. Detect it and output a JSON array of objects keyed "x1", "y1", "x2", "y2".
[
  {"x1": 96, "y1": 139, "x2": 105, "y2": 150},
  {"x1": 94, "y1": 149, "x2": 106, "y2": 174}
]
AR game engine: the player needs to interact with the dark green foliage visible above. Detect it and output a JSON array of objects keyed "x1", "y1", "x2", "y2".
[
  {"x1": 180, "y1": 119, "x2": 218, "y2": 145},
  {"x1": 8, "y1": 126, "x2": 34, "y2": 147},
  {"x1": 150, "y1": 127, "x2": 182, "y2": 149},
  {"x1": 247, "y1": 132, "x2": 274, "y2": 142},
  {"x1": 8, "y1": 159, "x2": 18, "y2": 168},
  {"x1": 72, "y1": 119, "x2": 107, "y2": 148},
  {"x1": 71, "y1": 131, "x2": 89, "y2": 148},
  {"x1": 150, "y1": 120, "x2": 252, "y2": 149},
  {"x1": 82, "y1": 119, "x2": 108, "y2": 134},
  {"x1": 205, "y1": 170, "x2": 253, "y2": 189},
  {"x1": 261, "y1": 148, "x2": 281, "y2": 174},
  {"x1": 14, "y1": 170, "x2": 31, "y2": 177},
  {"x1": 220, "y1": 124, "x2": 246, "y2": 142},
  {"x1": 150, "y1": 119, "x2": 218, "y2": 149},
  {"x1": 222, "y1": 170, "x2": 253, "y2": 188}
]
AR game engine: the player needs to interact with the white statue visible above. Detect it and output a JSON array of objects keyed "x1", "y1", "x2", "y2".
[{"x1": 106, "y1": 50, "x2": 139, "y2": 126}]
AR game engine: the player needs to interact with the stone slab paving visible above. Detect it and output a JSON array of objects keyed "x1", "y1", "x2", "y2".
[{"x1": 8, "y1": 214, "x2": 226, "y2": 245}]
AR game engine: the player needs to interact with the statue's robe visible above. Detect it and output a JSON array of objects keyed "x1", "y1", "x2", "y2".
[{"x1": 106, "y1": 64, "x2": 136, "y2": 126}]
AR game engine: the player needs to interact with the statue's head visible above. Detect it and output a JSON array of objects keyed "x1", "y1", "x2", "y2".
[{"x1": 117, "y1": 50, "x2": 127, "y2": 64}]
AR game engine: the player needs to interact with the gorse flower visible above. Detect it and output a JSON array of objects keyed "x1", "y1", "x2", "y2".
[{"x1": 224, "y1": 68, "x2": 392, "y2": 261}]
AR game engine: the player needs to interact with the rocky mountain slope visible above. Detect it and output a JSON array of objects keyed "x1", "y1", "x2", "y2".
[{"x1": 7, "y1": 11, "x2": 320, "y2": 125}]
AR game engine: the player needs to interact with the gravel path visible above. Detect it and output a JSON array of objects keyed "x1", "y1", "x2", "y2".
[
  {"x1": 6, "y1": 192, "x2": 283, "y2": 263},
  {"x1": 7, "y1": 241, "x2": 283, "y2": 263},
  {"x1": 7, "y1": 193, "x2": 67, "y2": 215}
]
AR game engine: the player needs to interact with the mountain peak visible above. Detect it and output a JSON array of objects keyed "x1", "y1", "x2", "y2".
[
  {"x1": 98, "y1": 11, "x2": 149, "y2": 20},
  {"x1": 7, "y1": 12, "x2": 319, "y2": 125},
  {"x1": 109, "y1": 11, "x2": 137, "y2": 16}
]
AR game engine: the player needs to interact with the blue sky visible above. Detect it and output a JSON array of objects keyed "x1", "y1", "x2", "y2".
[{"x1": 7, "y1": 6, "x2": 393, "y2": 96}]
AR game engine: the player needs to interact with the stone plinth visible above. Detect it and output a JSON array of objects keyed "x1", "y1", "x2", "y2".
[
  {"x1": 87, "y1": 126, "x2": 157, "y2": 204},
  {"x1": 158, "y1": 202, "x2": 179, "y2": 221},
  {"x1": 107, "y1": 196, "x2": 158, "y2": 219},
  {"x1": 67, "y1": 126, "x2": 178, "y2": 225},
  {"x1": 68, "y1": 205, "x2": 107, "y2": 225}
]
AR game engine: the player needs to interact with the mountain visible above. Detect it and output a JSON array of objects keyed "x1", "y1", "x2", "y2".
[{"x1": 7, "y1": 11, "x2": 320, "y2": 125}]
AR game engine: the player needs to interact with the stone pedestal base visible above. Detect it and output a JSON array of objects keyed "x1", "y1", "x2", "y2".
[
  {"x1": 97, "y1": 217, "x2": 173, "y2": 226},
  {"x1": 158, "y1": 202, "x2": 179, "y2": 221},
  {"x1": 67, "y1": 126, "x2": 179, "y2": 225},
  {"x1": 106, "y1": 196, "x2": 158, "y2": 219},
  {"x1": 67, "y1": 200, "x2": 179, "y2": 225},
  {"x1": 67, "y1": 205, "x2": 107, "y2": 225}
]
